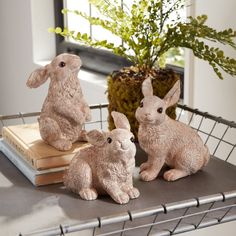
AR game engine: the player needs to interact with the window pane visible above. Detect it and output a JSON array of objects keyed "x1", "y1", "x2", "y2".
[
  {"x1": 65, "y1": 0, "x2": 122, "y2": 46},
  {"x1": 64, "y1": 0, "x2": 186, "y2": 67},
  {"x1": 123, "y1": 0, "x2": 134, "y2": 10},
  {"x1": 91, "y1": 4, "x2": 122, "y2": 46},
  {"x1": 65, "y1": 0, "x2": 90, "y2": 42}
]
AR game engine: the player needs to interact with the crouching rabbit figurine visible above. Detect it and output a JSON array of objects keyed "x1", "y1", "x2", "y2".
[
  {"x1": 135, "y1": 78, "x2": 210, "y2": 182},
  {"x1": 64, "y1": 111, "x2": 140, "y2": 204},
  {"x1": 26, "y1": 53, "x2": 91, "y2": 151}
]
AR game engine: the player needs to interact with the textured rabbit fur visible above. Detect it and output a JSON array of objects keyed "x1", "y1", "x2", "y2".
[
  {"x1": 64, "y1": 111, "x2": 140, "y2": 204},
  {"x1": 26, "y1": 53, "x2": 91, "y2": 151},
  {"x1": 135, "y1": 78, "x2": 210, "y2": 182}
]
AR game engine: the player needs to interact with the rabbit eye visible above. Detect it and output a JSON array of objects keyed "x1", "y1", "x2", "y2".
[
  {"x1": 59, "y1": 61, "x2": 66, "y2": 67},
  {"x1": 107, "y1": 137, "x2": 112, "y2": 143},
  {"x1": 130, "y1": 137, "x2": 135, "y2": 143},
  {"x1": 157, "y1": 107, "x2": 163, "y2": 113},
  {"x1": 140, "y1": 101, "x2": 143, "y2": 108}
]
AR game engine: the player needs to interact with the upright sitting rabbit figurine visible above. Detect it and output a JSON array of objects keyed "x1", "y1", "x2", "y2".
[
  {"x1": 64, "y1": 111, "x2": 140, "y2": 204},
  {"x1": 136, "y1": 78, "x2": 210, "y2": 182},
  {"x1": 26, "y1": 53, "x2": 91, "y2": 151}
]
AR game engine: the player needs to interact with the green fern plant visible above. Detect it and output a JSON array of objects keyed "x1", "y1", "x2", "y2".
[
  {"x1": 50, "y1": 0, "x2": 236, "y2": 138},
  {"x1": 50, "y1": 0, "x2": 236, "y2": 79}
]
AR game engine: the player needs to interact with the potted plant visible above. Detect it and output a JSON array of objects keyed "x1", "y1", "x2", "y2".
[{"x1": 50, "y1": 0, "x2": 236, "y2": 138}]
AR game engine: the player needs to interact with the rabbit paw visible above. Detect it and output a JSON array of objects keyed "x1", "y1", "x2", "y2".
[
  {"x1": 113, "y1": 192, "x2": 130, "y2": 204},
  {"x1": 163, "y1": 169, "x2": 189, "y2": 181},
  {"x1": 126, "y1": 188, "x2": 140, "y2": 199},
  {"x1": 51, "y1": 139, "x2": 72, "y2": 151},
  {"x1": 68, "y1": 111, "x2": 85, "y2": 124},
  {"x1": 78, "y1": 130, "x2": 88, "y2": 142},
  {"x1": 79, "y1": 188, "x2": 98, "y2": 200},
  {"x1": 140, "y1": 170, "x2": 157, "y2": 182},
  {"x1": 140, "y1": 162, "x2": 150, "y2": 172},
  {"x1": 75, "y1": 112, "x2": 86, "y2": 124}
]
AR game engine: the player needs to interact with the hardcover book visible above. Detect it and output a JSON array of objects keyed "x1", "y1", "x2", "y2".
[
  {"x1": 0, "y1": 140, "x2": 66, "y2": 186},
  {"x1": 1, "y1": 123, "x2": 90, "y2": 170}
]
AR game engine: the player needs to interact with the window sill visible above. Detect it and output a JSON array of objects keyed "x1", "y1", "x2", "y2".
[{"x1": 35, "y1": 60, "x2": 107, "y2": 89}]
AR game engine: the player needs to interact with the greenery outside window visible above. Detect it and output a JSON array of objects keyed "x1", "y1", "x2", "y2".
[{"x1": 54, "y1": 0, "x2": 184, "y2": 97}]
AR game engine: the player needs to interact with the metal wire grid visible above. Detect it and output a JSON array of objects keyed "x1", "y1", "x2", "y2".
[
  {"x1": 176, "y1": 104, "x2": 236, "y2": 165},
  {"x1": 18, "y1": 191, "x2": 236, "y2": 236},
  {"x1": 0, "y1": 103, "x2": 236, "y2": 236},
  {"x1": 1, "y1": 103, "x2": 235, "y2": 164},
  {"x1": 0, "y1": 104, "x2": 109, "y2": 137}
]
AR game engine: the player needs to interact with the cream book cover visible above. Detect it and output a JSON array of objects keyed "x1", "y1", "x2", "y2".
[
  {"x1": 0, "y1": 140, "x2": 66, "y2": 186},
  {"x1": 2, "y1": 123, "x2": 90, "y2": 170}
]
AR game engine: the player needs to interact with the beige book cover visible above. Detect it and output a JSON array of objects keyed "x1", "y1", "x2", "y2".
[
  {"x1": 2, "y1": 123, "x2": 90, "y2": 170},
  {"x1": 0, "y1": 139, "x2": 67, "y2": 186}
]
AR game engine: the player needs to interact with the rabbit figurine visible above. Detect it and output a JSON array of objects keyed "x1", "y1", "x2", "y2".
[
  {"x1": 135, "y1": 78, "x2": 210, "y2": 182},
  {"x1": 26, "y1": 53, "x2": 91, "y2": 151},
  {"x1": 64, "y1": 111, "x2": 140, "y2": 204}
]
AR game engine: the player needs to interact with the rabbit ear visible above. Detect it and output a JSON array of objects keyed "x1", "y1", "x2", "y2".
[
  {"x1": 111, "y1": 111, "x2": 130, "y2": 131},
  {"x1": 86, "y1": 130, "x2": 106, "y2": 146},
  {"x1": 142, "y1": 78, "x2": 153, "y2": 97},
  {"x1": 26, "y1": 66, "x2": 49, "y2": 88},
  {"x1": 163, "y1": 80, "x2": 181, "y2": 107}
]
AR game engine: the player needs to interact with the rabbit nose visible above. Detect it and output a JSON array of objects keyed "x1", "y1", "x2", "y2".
[
  {"x1": 121, "y1": 141, "x2": 129, "y2": 150},
  {"x1": 115, "y1": 140, "x2": 129, "y2": 150},
  {"x1": 145, "y1": 113, "x2": 151, "y2": 117}
]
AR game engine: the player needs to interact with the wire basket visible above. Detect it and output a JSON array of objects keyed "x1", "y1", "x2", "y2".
[{"x1": 0, "y1": 103, "x2": 236, "y2": 236}]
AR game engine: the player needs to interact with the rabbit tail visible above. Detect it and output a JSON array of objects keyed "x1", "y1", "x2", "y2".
[{"x1": 203, "y1": 145, "x2": 210, "y2": 167}]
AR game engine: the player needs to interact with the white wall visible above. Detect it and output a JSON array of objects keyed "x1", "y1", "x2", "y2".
[
  {"x1": 0, "y1": 0, "x2": 106, "y2": 115},
  {"x1": 0, "y1": 0, "x2": 54, "y2": 115},
  {"x1": 185, "y1": 0, "x2": 236, "y2": 121},
  {"x1": 0, "y1": 0, "x2": 35, "y2": 114},
  {"x1": 184, "y1": 1, "x2": 236, "y2": 234}
]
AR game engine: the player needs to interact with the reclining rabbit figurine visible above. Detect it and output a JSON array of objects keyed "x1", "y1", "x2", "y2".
[
  {"x1": 135, "y1": 78, "x2": 210, "y2": 182},
  {"x1": 64, "y1": 111, "x2": 140, "y2": 204},
  {"x1": 26, "y1": 53, "x2": 91, "y2": 151}
]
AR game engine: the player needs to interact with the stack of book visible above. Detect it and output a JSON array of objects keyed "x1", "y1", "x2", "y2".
[{"x1": 0, "y1": 123, "x2": 89, "y2": 186}]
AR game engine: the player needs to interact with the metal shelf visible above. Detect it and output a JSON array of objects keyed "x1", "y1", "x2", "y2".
[{"x1": 0, "y1": 104, "x2": 235, "y2": 236}]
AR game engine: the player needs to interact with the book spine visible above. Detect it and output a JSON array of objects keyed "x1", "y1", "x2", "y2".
[
  {"x1": 37, "y1": 154, "x2": 74, "y2": 170},
  {"x1": 2, "y1": 127, "x2": 39, "y2": 169},
  {"x1": 35, "y1": 171, "x2": 64, "y2": 186},
  {"x1": 0, "y1": 139, "x2": 36, "y2": 185},
  {"x1": 0, "y1": 140, "x2": 65, "y2": 186}
]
